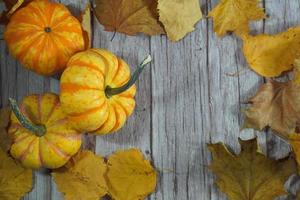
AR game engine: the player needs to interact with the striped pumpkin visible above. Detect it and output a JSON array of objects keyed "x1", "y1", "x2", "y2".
[
  {"x1": 8, "y1": 93, "x2": 82, "y2": 169},
  {"x1": 60, "y1": 49, "x2": 141, "y2": 135},
  {"x1": 4, "y1": 0, "x2": 84, "y2": 76}
]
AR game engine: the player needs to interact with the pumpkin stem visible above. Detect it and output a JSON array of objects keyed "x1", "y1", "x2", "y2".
[
  {"x1": 8, "y1": 98, "x2": 46, "y2": 137},
  {"x1": 105, "y1": 55, "x2": 152, "y2": 98}
]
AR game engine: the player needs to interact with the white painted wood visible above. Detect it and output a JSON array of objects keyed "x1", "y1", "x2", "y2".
[{"x1": 0, "y1": 0, "x2": 299, "y2": 199}]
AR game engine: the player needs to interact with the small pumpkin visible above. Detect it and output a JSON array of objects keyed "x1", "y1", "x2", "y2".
[
  {"x1": 60, "y1": 49, "x2": 151, "y2": 134},
  {"x1": 8, "y1": 93, "x2": 82, "y2": 169},
  {"x1": 4, "y1": 0, "x2": 85, "y2": 76}
]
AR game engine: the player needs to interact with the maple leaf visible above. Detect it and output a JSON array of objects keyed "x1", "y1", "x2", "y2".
[
  {"x1": 208, "y1": 0, "x2": 265, "y2": 37},
  {"x1": 208, "y1": 138, "x2": 296, "y2": 200},
  {"x1": 244, "y1": 78, "x2": 300, "y2": 138},
  {"x1": 106, "y1": 148, "x2": 157, "y2": 200},
  {"x1": 0, "y1": 107, "x2": 12, "y2": 152},
  {"x1": 94, "y1": 0, "x2": 164, "y2": 36},
  {"x1": 157, "y1": 0, "x2": 202, "y2": 41},
  {"x1": 242, "y1": 26, "x2": 300, "y2": 77},
  {"x1": 0, "y1": 148, "x2": 33, "y2": 200},
  {"x1": 52, "y1": 151, "x2": 107, "y2": 200},
  {"x1": 80, "y1": 3, "x2": 92, "y2": 49}
]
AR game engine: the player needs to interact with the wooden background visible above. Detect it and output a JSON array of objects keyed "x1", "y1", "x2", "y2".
[{"x1": 1, "y1": 0, "x2": 300, "y2": 199}]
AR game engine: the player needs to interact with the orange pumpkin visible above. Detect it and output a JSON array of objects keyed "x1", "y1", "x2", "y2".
[
  {"x1": 8, "y1": 93, "x2": 82, "y2": 169},
  {"x1": 60, "y1": 49, "x2": 151, "y2": 134},
  {"x1": 4, "y1": 0, "x2": 85, "y2": 76}
]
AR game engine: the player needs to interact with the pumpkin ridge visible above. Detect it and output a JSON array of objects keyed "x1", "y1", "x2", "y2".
[
  {"x1": 43, "y1": 136, "x2": 70, "y2": 160},
  {"x1": 18, "y1": 138, "x2": 37, "y2": 162},
  {"x1": 67, "y1": 101, "x2": 107, "y2": 117},
  {"x1": 37, "y1": 95, "x2": 43, "y2": 123},
  {"x1": 113, "y1": 100, "x2": 130, "y2": 116},
  {"x1": 9, "y1": 123, "x2": 23, "y2": 134},
  {"x1": 61, "y1": 83, "x2": 101, "y2": 93},
  {"x1": 45, "y1": 97, "x2": 60, "y2": 123},
  {"x1": 111, "y1": 58, "x2": 121, "y2": 82},
  {"x1": 46, "y1": 118, "x2": 68, "y2": 128},
  {"x1": 69, "y1": 60, "x2": 105, "y2": 78},
  {"x1": 48, "y1": 131, "x2": 80, "y2": 139},
  {"x1": 110, "y1": 105, "x2": 123, "y2": 132},
  {"x1": 95, "y1": 106, "x2": 116, "y2": 133},
  {"x1": 27, "y1": 2, "x2": 48, "y2": 26},
  {"x1": 15, "y1": 33, "x2": 45, "y2": 68},
  {"x1": 38, "y1": 139, "x2": 44, "y2": 166},
  {"x1": 14, "y1": 134, "x2": 31, "y2": 143}
]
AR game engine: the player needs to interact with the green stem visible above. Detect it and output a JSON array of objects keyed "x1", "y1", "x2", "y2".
[
  {"x1": 9, "y1": 98, "x2": 46, "y2": 137},
  {"x1": 105, "y1": 55, "x2": 152, "y2": 98}
]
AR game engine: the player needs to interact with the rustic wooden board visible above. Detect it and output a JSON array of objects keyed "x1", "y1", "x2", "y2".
[{"x1": 1, "y1": 0, "x2": 300, "y2": 199}]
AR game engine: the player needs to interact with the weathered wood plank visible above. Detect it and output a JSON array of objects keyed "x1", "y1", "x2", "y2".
[
  {"x1": 1, "y1": 0, "x2": 300, "y2": 199},
  {"x1": 150, "y1": 1, "x2": 209, "y2": 199}
]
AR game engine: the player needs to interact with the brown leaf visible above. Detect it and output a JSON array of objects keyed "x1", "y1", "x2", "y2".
[
  {"x1": 94, "y1": 0, "x2": 164, "y2": 36},
  {"x1": 208, "y1": 138, "x2": 296, "y2": 200},
  {"x1": 158, "y1": 0, "x2": 202, "y2": 41},
  {"x1": 0, "y1": 107, "x2": 11, "y2": 152},
  {"x1": 52, "y1": 151, "x2": 107, "y2": 200},
  {"x1": 106, "y1": 148, "x2": 157, "y2": 200},
  {"x1": 0, "y1": 148, "x2": 33, "y2": 200},
  {"x1": 0, "y1": 0, "x2": 33, "y2": 25},
  {"x1": 80, "y1": 3, "x2": 92, "y2": 49},
  {"x1": 244, "y1": 79, "x2": 300, "y2": 138}
]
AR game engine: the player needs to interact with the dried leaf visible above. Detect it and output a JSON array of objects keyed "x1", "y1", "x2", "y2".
[
  {"x1": 242, "y1": 26, "x2": 300, "y2": 77},
  {"x1": 0, "y1": 107, "x2": 12, "y2": 152},
  {"x1": 80, "y1": 3, "x2": 92, "y2": 49},
  {"x1": 158, "y1": 0, "x2": 202, "y2": 41},
  {"x1": 0, "y1": 149, "x2": 33, "y2": 200},
  {"x1": 106, "y1": 149, "x2": 157, "y2": 200},
  {"x1": 208, "y1": 0, "x2": 265, "y2": 37},
  {"x1": 52, "y1": 151, "x2": 107, "y2": 200},
  {"x1": 0, "y1": 0, "x2": 32, "y2": 25},
  {"x1": 94, "y1": 0, "x2": 164, "y2": 36},
  {"x1": 208, "y1": 138, "x2": 296, "y2": 200},
  {"x1": 244, "y1": 79, "x2": 300, "y2": 138},
  {"x1": 289, "y1": 134, "x2": 300, "y2": 167}
]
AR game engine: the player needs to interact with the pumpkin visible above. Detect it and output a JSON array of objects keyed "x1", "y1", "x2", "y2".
[
  {"x1": 8, "y1": 93, "x2": 82, "y2": 169},
  {"x1": 60, "y1": 49, "x2": 151, "y2": 134},
  {"x1": 4, "y1": 0, "x2": 85, "y2": 76}
]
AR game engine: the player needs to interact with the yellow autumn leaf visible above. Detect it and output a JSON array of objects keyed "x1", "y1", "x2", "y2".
[
  {"x1": 0, "y1": 148, "x2": 33, "y2": 200},
  {"x1": 289, "y1": 134, "x2": 300, "y2": 167},
  {"x1": 293, "y1": 59, "x2": 300, "y2": 84},
  {"x1": 208, "y1": 138, "x2": 296, "y2": 200},
  {"x1": 242, "y1": 26, "x2": 300, "y2": 77},
  {"x1": 208, "y1": 0, "x2": 265, "y2": 37},
  {"x1": 80, "y1": 3, "x2": 92, "y2": 49},
  {"x1": 94, "y1": 0, "x2": 164, "y2": 36},
  {"x1": 52, "y1": 151, "x2": 107, "y2": 200},
  {"x1": 0, "y1": 107, "x2": 12, "y2": 152},
  {"x1": 106, "y1": 148, "x2": 157, "y2": 200},
  {"x1": 158, "y1": 0, "x2": 202, "y2": 41}
]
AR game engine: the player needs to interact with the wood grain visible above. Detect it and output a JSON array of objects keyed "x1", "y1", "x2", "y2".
[{"x1": 0, "y1": 0, "x2": 300, "y2": 199}]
